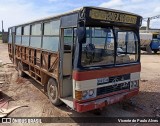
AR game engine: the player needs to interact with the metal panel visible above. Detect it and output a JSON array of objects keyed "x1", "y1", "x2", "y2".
[{"x1": 61, "y1": 13, "x2": 78, "y2": 28}]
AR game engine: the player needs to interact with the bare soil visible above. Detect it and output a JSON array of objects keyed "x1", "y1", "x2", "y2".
[{"x1": 0, "y1": 42, "x2": 160, "y2": 126}]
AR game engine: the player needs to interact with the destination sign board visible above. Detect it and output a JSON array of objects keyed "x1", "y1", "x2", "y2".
[{"x1": 89, "y1": 9, "x2": 137, "y2": 25}]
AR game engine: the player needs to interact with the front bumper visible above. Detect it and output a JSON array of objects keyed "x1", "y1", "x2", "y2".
[{"x1": 74, "y1": 89, "x2": 139, "y2": 113}]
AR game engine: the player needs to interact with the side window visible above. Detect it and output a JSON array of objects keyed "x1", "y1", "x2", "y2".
[
  {"x1": 15, "y1": 27, "x2": 22, "y2": 45},
  {"x1": 44, "y1": 20, "x2": 60, "y2": 35},
  {"x1": 23, "y1": 25, "x2": 30, "y2": 35},
  {"x1": 16, "y1": 27, "x2": 22, "y2": 35},
  {"x1": 30, "y1": 23, "x2": 42, "y2": 48},
  {"x1": 22, "y1": 25, "x2": 30, "y2": 46},
  {"x1": 42, "y1": 20, "x2": 60, "y2": 51},
  {"x1": 44, "y1": 22, "x2": 51, "y2": 35},
  {"x1": 9, "y1": 29, "x2": 12, "y2": 35},
  {"x1": 8, "y1": 28, "x2": 12, "y2": 43},
  {"x1": 31, "y1": 24, "x2": 41, "y2": 35},
  {"x1": 64, "y1": 28, "x2": 73, "y2": 51}
]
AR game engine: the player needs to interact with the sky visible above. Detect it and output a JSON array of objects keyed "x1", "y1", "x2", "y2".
[{"x1": 0, "y1": 0, "x2": 160, "y2": 31}]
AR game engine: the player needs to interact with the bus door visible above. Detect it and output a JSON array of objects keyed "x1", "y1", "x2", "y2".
[{"x1": 60, "y1": 28, "x2": 76, "y2": 98}]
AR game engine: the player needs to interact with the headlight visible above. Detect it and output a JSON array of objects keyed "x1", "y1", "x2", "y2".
[
  {"x1": 130, "y1": 81, "x2": 139, "y2": 89},
  {"x1": 75, "y1": 89, "x2": 96, "y2": 100},
  {"x1": 82, "y1": 89, "x2": 96, "y2": 100},
  {"x1": 89, "y1": 89, "x2": 94, "y2": 96},
  {"x1": 82, "y1": 90, "x2": 88, "y2": 98}
]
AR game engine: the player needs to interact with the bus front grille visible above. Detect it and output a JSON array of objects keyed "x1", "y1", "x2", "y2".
[{"x1": 97, "y1": 82, "x2": 130, "y2": 96}]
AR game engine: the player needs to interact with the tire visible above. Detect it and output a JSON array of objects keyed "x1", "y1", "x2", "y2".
[
  {"x1": 154, "y1": 50, "x2": 158, "y2": 54},
  {"x1": 47, "y1": 78, "x2": 62, "y2": 106},
  {"x1": 18, "y1": 62, "x2": 26, "y2": 77}
]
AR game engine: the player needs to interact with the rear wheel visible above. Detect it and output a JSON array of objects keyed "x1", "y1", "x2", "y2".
[
  {"x1": 47, "y1": 78, "x2": 62, "y2": 106},
  {"x1": 154, "y1": 50, "x2": 158, "y2": 54},
  {"x1": 18, "y1": 62, "x2": 26, "y2": 77}
]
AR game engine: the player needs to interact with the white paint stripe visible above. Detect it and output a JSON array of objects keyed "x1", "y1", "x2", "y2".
[
  {"x1": 75, "y1": 79, "x2": 97, "y2": 91},
  {"x1": 74, "y1": 72, "x2": 140, "y2": 91},
  {"x1": 131, "y1": 72, "x2": 140, "y2": 81}
]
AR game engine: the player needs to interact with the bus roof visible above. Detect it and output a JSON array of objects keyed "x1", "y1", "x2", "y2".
[{"x1": 9, "y1": 6, "x2": 142, "y2": 28}]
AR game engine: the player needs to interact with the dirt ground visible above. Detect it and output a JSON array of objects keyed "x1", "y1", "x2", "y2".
[{"x1": 0, "y1": 42, "x2": 160, "y2": 126}]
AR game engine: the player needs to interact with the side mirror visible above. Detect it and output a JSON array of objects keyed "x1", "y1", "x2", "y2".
[{"x1": 77, "y1": 27, "x2": 86, "y2": 44}]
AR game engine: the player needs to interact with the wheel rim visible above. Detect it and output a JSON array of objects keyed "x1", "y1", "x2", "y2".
[{"x1": 49, "y1": 84, "x2": 56, "y2": 100}]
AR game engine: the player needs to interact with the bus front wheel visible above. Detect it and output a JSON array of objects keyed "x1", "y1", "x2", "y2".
[{"x1": 47, "y1": 78, "x2": 62, "y2": 106}]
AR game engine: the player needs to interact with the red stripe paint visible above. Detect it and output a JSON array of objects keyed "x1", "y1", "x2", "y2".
[
  {"x1": 73, "y1": 64, "x2": 141, "y2": 81},
  {"x1": 74, "y1": 89, "x2": 139, "y2": 113}
]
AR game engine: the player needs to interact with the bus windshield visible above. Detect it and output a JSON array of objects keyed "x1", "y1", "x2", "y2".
[{"x1": 81, "y1": 27, "x2": 139, "y2": 67}]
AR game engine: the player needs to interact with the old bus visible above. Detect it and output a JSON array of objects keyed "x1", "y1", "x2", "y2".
[{"x1": 8, "y1": 7, "x2": 142, "y2": 112}]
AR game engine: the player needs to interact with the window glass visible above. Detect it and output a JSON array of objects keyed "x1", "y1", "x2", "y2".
[
  {"x1": 30, "y1": 36, "x2": 41, "y2": 48},
  {"x1": 16, "y1": 27, "x2": 22, "y2": 35},
  {"x1": 44, "y1": 20, "x2": 60, "y2": 35},
  {"x1": 81, "y1": 27, "x2": 139, "y2": 67},
  {"x1": 116, "y1": 31, "x2": 138, "y2": 64},
  {"x1": 15, "y1": 36, "x2": 21, "y2": 45},
  {"x1": 42, "y1": 37, "x2": 59, "y2": 51},
  {"x1": 31, "y1": 24, "x2": 41, "y2": 35},
  {"x1": 51, "y1": 20, "x2": 60, "y2": 35},
  {"x1": 8, "y1": 36, "x2": 12, "y2": 43},
  {"x1": 23, "y1": 25, "x2": 30, "y2": 35},
  {"x1": 44, "y1": 22, "x2": 51, "y2": 35},
  {"x1": 64, "y1": 28, "x2": 73, "y2": 50},
  {"x1": 81, "y1": 27, "x2": 115, "y2": 66},
  {"x1": 9, "y1": 29, "x2": 12, "y2": 35},
  {"x1": 22, "y1": 36, "x2": 29, "y2": 46},
  {"x1": 8, "y1": 29, "x2": 12, "y2": 43},
  {"x1": 74, "y1": 28, "x2": 77, "y2": 43},
  {"x1": 92, "y1": 28, "x2": 106, "y2": 37}
]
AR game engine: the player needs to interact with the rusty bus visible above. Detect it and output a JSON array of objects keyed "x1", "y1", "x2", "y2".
[{"x1": 8, "y1": 6, "x2": 142, "y2": 112}]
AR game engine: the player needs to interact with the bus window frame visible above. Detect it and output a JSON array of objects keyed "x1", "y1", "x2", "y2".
[
  {"x1": 21, "y1": 25, "x2": 30, "y2": 47},
  {"x1": 75, "y1": 26, "x2": 140, "y2": 70},
  {"x1": 15, "y1": 26, "x2": 22, "y2": 45},
  {"x1": 30, "y1": 23, "x2": 42, "y2": 49},
  {"x1": 42, "y1": 19, "x2": 60, "y2": 52}
]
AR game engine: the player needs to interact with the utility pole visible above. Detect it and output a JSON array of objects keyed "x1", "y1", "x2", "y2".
[
  {"x1": 2, "y1": 20, "x2": 4, "y2": 33},
  {"x1": 1, "y1": 20, "x2": 5, "y2": 43},
  {"x1": 146, "y1": 18, "x2": 150, "y2": 32}
]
